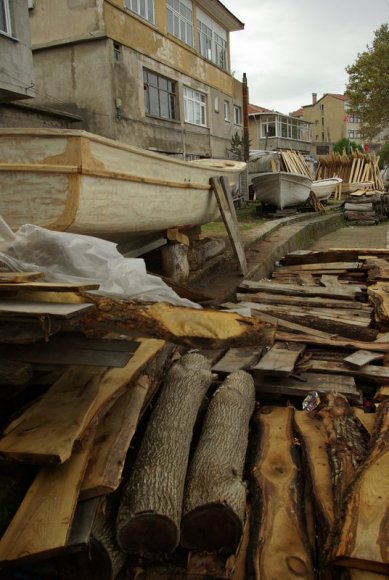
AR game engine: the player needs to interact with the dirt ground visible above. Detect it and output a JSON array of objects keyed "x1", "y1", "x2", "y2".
[{"x1": 311, "y1": 222, "x2": 389, "y2": 250}]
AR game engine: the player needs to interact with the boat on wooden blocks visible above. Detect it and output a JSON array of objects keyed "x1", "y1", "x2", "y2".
[
  {"x1": 311, "y1": 177, "x2": 343, "y2": 201},
  {"x1": 0, "y1": 128, "x2": 245, "y2": 249},
  {"x1": 252, "y1": 171, "x2": 312, "y2": 210}
]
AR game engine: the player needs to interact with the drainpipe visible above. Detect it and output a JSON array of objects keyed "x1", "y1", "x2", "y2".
[{"x1": 242, "y1": 72, "x2": 249, "y2": 162}]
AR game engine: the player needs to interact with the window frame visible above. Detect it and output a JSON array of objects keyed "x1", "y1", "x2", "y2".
[
  {"x1": 166, "y1": 0, "x2": 194, "y2": 47},
  {"x1": 234, "y1": 105, "x2": 242, "y2": 125},
  {"x1": 0, "y1": 0, "x2": 12, "y2": 36},
  {"x1": 224, "y1": 100, "x2": 230, "y2": 122},
  {"x1": 184, "y1": 87, "x2": 207, "y2": 127},
  {"x1": 124, "y1": 0, "x2": 155, "y2": 25},
  {"x1": 197, "y1": 8, "x2": 228, "y2": 70},
  {"x1": 143, "y1": 68, "x2": 178, "y2": 121}
]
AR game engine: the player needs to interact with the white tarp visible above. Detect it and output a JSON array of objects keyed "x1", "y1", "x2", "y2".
[{"x1": 0, "y1": 219, "x2": 200, "y2": 309}]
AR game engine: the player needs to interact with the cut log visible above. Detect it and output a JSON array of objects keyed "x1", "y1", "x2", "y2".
[
  {"x1": 181, "y1": 371, "x2": 255, "y2": 551},
  {"x1": 80, "y1": 294, "x2": 275, "y2": 349},
  {"x1": 315, "y1": 393, "x2": 368, "y2": 513},
  {"x1": 161, "y1": 241, "x2": 190, "y2": 283},
  {"x1": 247, "y1": 406, "x2": 314, "y2": 579},
  {"x1": 332, "y1": 399, "x2": 389, "y2": 574},
  {"x1": 116, "y1": 352, "x2": 213, "y2": 554}
]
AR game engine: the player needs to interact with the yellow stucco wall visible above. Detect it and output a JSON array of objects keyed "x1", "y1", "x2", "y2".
[{"x1": 302, "y1": 95, "x2": 347, "y2": 145}]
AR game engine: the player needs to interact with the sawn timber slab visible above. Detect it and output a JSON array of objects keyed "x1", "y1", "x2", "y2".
[
  {"x1": 252, "y1": 341, "x2": 306, "y2": 377},
  {"x1": 0, "y1": 339, "x2": 166, "y2": 464},
  {"x1": 0, "y1": 428, "x2": 95, "y2": 564}
]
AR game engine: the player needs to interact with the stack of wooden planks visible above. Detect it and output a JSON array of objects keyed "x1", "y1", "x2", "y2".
[
  {"x1": 2, "y1": 247, "x2": 389, "y2": 578},
  {"x1": 316, "y1": 149, "x2": 384, "y2": 193},
  {"x1": 279, "y1": 150, "x2": 313, "y2": 178},
  {"x1": 344, "y1": 191, "x2": 389, "y2": 224}
]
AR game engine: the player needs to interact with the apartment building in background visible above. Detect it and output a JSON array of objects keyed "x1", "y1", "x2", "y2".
[
  {"x1": 0, "y1": 0, "x2": 34, "y2": 102},
  {"x1": 248, "y1": 103, "x2": 312, "y2": 154},
  {"x1": 16, "y1": 0, "x2": 245, "y2": 159}
]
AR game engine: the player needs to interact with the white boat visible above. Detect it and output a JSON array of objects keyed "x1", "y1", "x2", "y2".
[
  {"x1": 251, "y1": 172, "x2": 312, "y2": 210},
  {"x1": 0, "y1": 128, "x2": 245, "y2": 253},
  {"x1": 311, "y1": 177, "x2": 343, "y2": 200}
]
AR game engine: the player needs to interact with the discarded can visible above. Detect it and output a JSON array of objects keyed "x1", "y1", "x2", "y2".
[{"x1": 302, "y1": 391, "x2": 320, "y2": 412}]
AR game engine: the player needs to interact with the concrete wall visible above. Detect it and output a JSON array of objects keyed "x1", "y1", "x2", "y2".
[{"x1": 0, "y1": 0, "x2": 34, "y2": 102}]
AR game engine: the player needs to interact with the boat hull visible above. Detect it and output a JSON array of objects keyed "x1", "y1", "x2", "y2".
[
  {"x1": 0, "y1": 129, "x2": 245, "y2": 244},
  {"x1": 311, "y1": 177, "x2": 343, "y2": 200},
  {"x1": 252, "y1": 172, "x2": 312, "y2": 210}
]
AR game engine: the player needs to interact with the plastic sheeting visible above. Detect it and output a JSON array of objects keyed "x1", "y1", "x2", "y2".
[{"x1": 0, "y1": 220, "x2": 200, "y2": 309}]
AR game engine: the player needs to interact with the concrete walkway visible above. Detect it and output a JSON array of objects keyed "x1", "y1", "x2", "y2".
[{"x1": 310, "y1": 222, "x2": 389, "y2": 250}]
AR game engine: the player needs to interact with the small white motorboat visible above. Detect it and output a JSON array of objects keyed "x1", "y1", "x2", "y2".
[
  {"x1": 311, "y1": 177, "x2": 343, "y2": 200},
  {"x1": 251, "y1": 172, "x2": 312, "y2": 210}
]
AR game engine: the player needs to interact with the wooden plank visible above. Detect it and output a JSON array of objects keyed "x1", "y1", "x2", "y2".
[
  {"x1": 0, "y1": 339, "x2": 166, "y2": 464},
  {"x1": 0, "y1": 335, "x2": 139, "y2": 367},
  {"x1": 300, "y1": 360, "x2": 389, "y2": 384},
  {"x1": 0, "y1": 300, "x2": 94, "y2": 318},
  {"x1": 252, "y1": 341, "x2": 305, "y2": 376},
  {"x1": 236, "y1": 292, "x2": 370, "y2": 310},
  {"x1": 210, "y1": 176, "x2": 247, "y2": 276},
  {"x1": 275, "y1": 331, "x2": 389, "y2": 353},
  {"x1": 211, "y1": 347, "x2": 263, "y2": 374},
  {"x1": 239, "y1": 280, "x2": 360, "y2": 300},
  {"x1": 0, "y1": 428, "x2": 95, "y2": 564},
  {"x1": 353, "y1": 408, "x2": 377, "y2": 436},
  {"x1": 0, "y1": 272, "x2": 44, "y2": 283},
  {"x1": 0, "y1": 281, "x2": 99, "y2": 292},
  {"x1": 255, "y1": 373, "x2": 360, "y2": 401},
  {"x1": 344, "y1": 350, "x2": 384, "y2": 369}
]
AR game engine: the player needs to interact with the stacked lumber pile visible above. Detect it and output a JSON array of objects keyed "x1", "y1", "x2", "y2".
[
  {"x1": 316, "y1": 150, "x2": 384, "y2": 193},
  {"x1": 344, "y1": 191, "x2": 389, "y2": 224},
  {"x1": 2, "y1": 247, "x2": 389, "y2": 578},
  {"x1": 279, "y1": 150, "x2": 312, "y2": 178}
]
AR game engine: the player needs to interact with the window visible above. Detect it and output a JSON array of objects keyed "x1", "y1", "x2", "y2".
[
  {"x1": 348, "y1": 130, "x2": 355, "y2": 139},
  {"x1": 277, "y1": 116, "x2": 307, "y2": 140},
  {"x1": 349, "y1": 114, "x2": 360, "y2": 123},
  {"x1": 184, "y1": 87, "x2": 207, "y2": 126},
  {"x1": 319, "y1": 104, "x2": 324, "y2": 112},
  {"x1": 0, "y1": 0, "x2": 12, "y2": 35},
  {"x1": 234, "y1": 105, "x2": 242, "y2": 125},
  {"x1": 224, "y1": 100, "x2": 230, "y2": 122},
  {"x1": 125, "y1": 0, "x2": 155, "y2": 24},
  {"x1": 113, "y1": 42, "x2": 122, "y2": 62},
  {"x1": 167, "y1": 0, "x2": 194, "y2": 47},
  {"x1": 197, "y1": 8, "x2": 228, "y2": 70},
  {"x1": 260, "y1": 115, "x2": 276, "y2": 138},
  {"x1": 214, "y1": 96, "x2": 219, "y2": 113},
  {"x1": 144, "y1": 69, "x2": 178, "y2": 120}
]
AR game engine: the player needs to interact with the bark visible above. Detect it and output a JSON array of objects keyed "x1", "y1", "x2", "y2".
[
  {"x1": 181, "y1": 371, "x2": 255, "y2": 551},
  {"x1": 161, "y1": 242, "x2": 189, "y2": 283},
  {"x1": 316, "y1": 393, "x2": 369, "y2": 514},
  {"x1": 116, "y1": 353, "x2": 212, "y2": 554}
]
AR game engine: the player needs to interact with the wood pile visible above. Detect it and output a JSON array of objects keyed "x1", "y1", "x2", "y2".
[
  {"x1": 279, "y1": 150, "x2": 312, "y2": 178},
  {"x1": 316, "y1": 150, "x2": 385, "y2": 193},
  {"x1": 1, "y1": 247, "x2": 389, "y2": 578},
  {"x1": 344, "y1": 192, "x2": 389, "y2": 224}
]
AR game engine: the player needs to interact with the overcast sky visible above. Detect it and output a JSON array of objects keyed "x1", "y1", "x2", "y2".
[{"x1": 221, "y1": 0, "x2": 389, "y2": 115}]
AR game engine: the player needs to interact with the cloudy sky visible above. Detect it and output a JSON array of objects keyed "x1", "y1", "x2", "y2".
[{"x1": 221, "y1": 0, "x2": 389, "y2": 115}]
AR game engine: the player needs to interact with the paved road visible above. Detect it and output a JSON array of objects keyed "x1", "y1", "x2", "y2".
[{"x1": 311, "y1": 222, "x2": 389, "y2": 250}]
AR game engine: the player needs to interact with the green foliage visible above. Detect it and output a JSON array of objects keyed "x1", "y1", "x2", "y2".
[
  {"x1": 378, "y1": 143, "x2": 389, "y2": 168},
  {"x1": 333, "y1": 138, "x2": 363, "y2": 155},
  {"x1": 228, "y1": 131, "x2": 252, "y2": 161},
  {"x1": 346, "y1": 23, "x2": 389, "y2": 140}
]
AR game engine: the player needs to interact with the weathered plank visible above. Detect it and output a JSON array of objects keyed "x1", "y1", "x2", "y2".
[
  {"x1": 212, "y1": 347, "x2": 263, "y2": 374},
  {"x1": 0, "y1": 429, "x2": 95, "y2": 564},
  {"x1": 252, "y1": 341, "x2": 305, "y2": 376},
  {"x1": 0, "y1": 339, "x2": 166, "y2": 464},
  {"x1": 344, "y1": 350, "x2": 384, "y2": 369}
]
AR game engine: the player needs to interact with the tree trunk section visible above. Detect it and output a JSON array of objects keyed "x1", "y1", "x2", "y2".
[
  {"x1": 331, "y1": 398, "x2": 389, "y2": 574},
  {"x1": 315, "y1": 393, "x2": 369, "y2": 514},
  {"x1": 181, "y1": 370, "x2": 255, "y2": 551},
  {"x1": 116, "y1": 352, "x2": 212, "y2": 555},
  {"x1": 247, "y1": 406, "x2": 315, "y2": 579},
  {"x1": 161, "y1": 242, "x2": 189, "y2": 283}
]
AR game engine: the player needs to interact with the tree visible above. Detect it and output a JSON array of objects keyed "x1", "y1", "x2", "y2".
[
  {"x1": 346, "y1": 24, "x2": 389, "y2": 140},
  {"x1": 378, "y1": 143, "x2": 389, "y2": 168},
  {"x1": 333, "y1": 138, "x2": 363, "y2": 155},
  {"x1": 228, "y1": 131, "x2": 252, "y2": 161}
]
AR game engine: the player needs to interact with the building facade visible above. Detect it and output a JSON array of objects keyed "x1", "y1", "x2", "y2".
[
  {"x1": 0, "y1": 0, "x2": 34, "y2": 102},
  {"x1": 248, "y1": 104, "x2": 312, "y2": 155},
  {"x1": 27, "y1": 0, "x2": 245, "y2": 159}
]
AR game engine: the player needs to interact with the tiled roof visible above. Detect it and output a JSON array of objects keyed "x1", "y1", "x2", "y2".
[{"x1": 248, "y1": 103, "x2": 272, "y2": 114}]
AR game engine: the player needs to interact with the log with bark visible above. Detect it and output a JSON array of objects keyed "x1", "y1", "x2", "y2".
[
  {"x1": 116, "y1": 352, "x2": 213, "y2": 555},
  {"x1": 79, "y1": 294, "x2": 275, "y2": 349},
  {"x1": 315, "y1": 393, "x2": 369, "y2": 515},
  {"x1": 180, "y1": 370, "x2": 255, "y2": 551},
  {"x1": 331, "y1": 399, "x2": 389, "y2": 574},
  {"x1": 246, "y1": 406, "x2": 315, "y2": 579}
]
